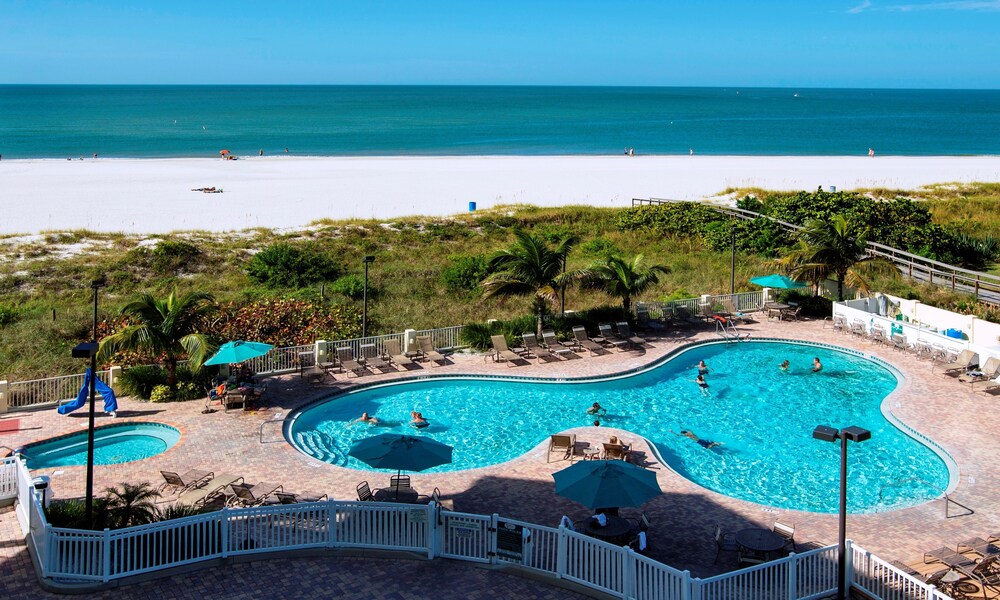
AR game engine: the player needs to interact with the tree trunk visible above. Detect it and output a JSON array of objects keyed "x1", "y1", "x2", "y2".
[
  {"x1": 622, "y1": 296, "x2": 632, "y2": 316},
  {"x1": 837, "y1": 275, "x2": 845, "y2": 302},
  {"x1": 166, "y1": 358, "x2": 178, "y2": 388}
]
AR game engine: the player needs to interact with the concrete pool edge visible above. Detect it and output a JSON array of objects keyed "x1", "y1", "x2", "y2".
[
  {"x1": 284, "y1": 337, "x2": 957, "y2": 513},
  {"x1": 17, "y1": 422, "x2": 181, "y2": 469}
]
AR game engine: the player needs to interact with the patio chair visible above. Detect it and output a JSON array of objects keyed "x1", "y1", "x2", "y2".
[
  {"x1": 226, "y1": 481, "x2": 282, "y2": 507},
  {"x1": 849, "y1": 320, "x2": 867, "y2": 337},
  {"x1": 714, "y1": 524, "x2": 740, "y2": 564},
  {"x1": 360, "y1": 343, "x2": 393, "y2": 373},
  {"x1": 490, "y1": 335, "x2": 522, "y2": 366},
  {"x1": 357, "y1": 481, "x2": 375, "y2": 501},
  {"x1": 963, "y1": 555, "x2": 1000, "y2": 596},
  {"x1": 384, "y1": 338, "x2": 414, "y2": 368},
  {"x1": 521, "y1": 332, "x2": 555, "y2": 362},
  {"x1": 720, "y1": 299, "x2": 753, "y2": 324},
  {"x1": 890, "y1": 333, "x2": 911, "y2": 352},
  {"x1": 541, "y1": 330, "x2": 574, "y2": 357},
  {"x1": 572, "y1": 326, "x2": 604, "y2": 355},
  {"x1": 390, "y1": 474, "x2": 411, "y2": 492},
  {"x1": 826, "y1": 315, "x2": 847, "y2": 333},
  {"x1": 781, "y1": 306, "x2": 802, "y2": 321},
  {"x1": 598, "y1": 323, "x2": 629, "y2": 351},
  {"x1": 157, "y1": 469, "x2": 214, "y2": 496},
  {"x1": 933, "y1": 349, "x2": 978, "y2": 376},
  {"x1": 336, "y1": 347, "x2": 367, "y2": 378},
  {"x1": 547, "y1": 434, "x2": 577, "y2": 462},
  {"x1": 616, "y1": 322, "x2": 647, "y2": 348},
  {"x1": 868, "y1": 327, "x2": 888, "y2": 345},
  {"x1": 772, "y1": 521, "x2": 796, "y2": 553},
  {"x1": 603, "y1": 442, "x2": 629, "y2": 461},
  {"x1": 958, "y1": 357, "x2": 1000, "y2": 386},
  {"x1": 416, "y1": 335, "x2": 447, "y2": 365},
  {"x1": 175, "y1": 474, "x2": 243, "y2": 508}
]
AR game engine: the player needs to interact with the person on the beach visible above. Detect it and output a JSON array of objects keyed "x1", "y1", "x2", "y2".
[
  {"x1": 285, "y1": 147, "x2": 289, "y2": 153},
  {"x1": 672, "y1": 429, "x2": 722, "y2": 449},
  {"x1": 697, "y1": 360, "x2": 709, "y2": 375},
  {"x1": 259, "y1": 148, "x2": 263, "y2": 156},
  {"x1": 869, "y1": 148, "x2": 875, "y2": 158},
  {"x1": 689, "y1": 148, "x2": 693, "y2": 156},
  {"x1": 694, "y1": 374, "x2": 710, "y2": 397},
  {"x1": 629, "y1": 147, "x2": 634, "y2": 157},
  {"x1": 780, "y1": 360, "x2": 790, "y2": 371},
  {"x1": 587, "y1": 401, "x2": 606, "y2": 415},
  {"x1": 812, "y1": 357, "x2": 823, "y2": 373},
  {"x1": 354, "y1": 412, "x2": 379, "y2": 425}
]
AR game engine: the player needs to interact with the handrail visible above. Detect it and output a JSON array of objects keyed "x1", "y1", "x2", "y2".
[
  {"x1": 877, "y1": 477, "x2": 974, "y2": 519},
  {"x1": 632, "y1": 197, "x2": 1000, "y2": 304}
]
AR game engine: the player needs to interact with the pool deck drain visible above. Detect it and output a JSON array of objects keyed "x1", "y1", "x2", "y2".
[{"x1": 2, "y1": 317, "x2": 999, "y2": 592}]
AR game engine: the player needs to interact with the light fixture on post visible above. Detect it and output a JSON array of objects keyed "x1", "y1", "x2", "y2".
[
  {"x1": 730, "y1": 221, "x2": 737, "y2": 296},
  {"x1": 813, "y1": 424, "x2": 871, "y2": 600},
  {"x1": 362, "y1": 256, "x2": 375, "y2": 338},
  {"x1": 72, "y1": 277, "x2": 105, "y2": 529}
]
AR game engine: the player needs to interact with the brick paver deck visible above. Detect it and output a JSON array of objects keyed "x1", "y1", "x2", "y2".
[{"x1": 2, "y1": 317, "x2": 998, "y2": 597}]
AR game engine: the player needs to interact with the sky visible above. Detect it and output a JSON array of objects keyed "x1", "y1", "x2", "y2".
[{"x1": 1, "y1": 0, "x2": 999, "y2": 88}]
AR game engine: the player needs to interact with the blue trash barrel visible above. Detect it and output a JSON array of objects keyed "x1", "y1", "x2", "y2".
[{"x1": 469, "y1": 201, "x2": 477, "y2": 212}]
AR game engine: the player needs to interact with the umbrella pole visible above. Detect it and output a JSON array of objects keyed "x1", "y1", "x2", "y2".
[{"x1": 395, "y1": 469, "x2": 401, "y2": 500}]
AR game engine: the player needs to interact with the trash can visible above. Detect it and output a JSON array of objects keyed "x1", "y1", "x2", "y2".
[
  {"x1": 944, "y1": 328, "x2": 963, "y2": 339},
  {"x1": 468, "y1": 201, "x2": 477, "y2": 212},
  {"x1": 32, "y1": 476, "x2": 52, "y2": 509},
  {"x1": 827, "y1": 186, "x2": 836, "y2": 193}
]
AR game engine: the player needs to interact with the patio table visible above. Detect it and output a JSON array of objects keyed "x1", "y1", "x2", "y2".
[
  {"x1": 736, "y1": 528, "x2": 785, "y2": 558},
  {"x1": 580, "y1": 516, "x2": 632, "y2": 543},
  {"x1": 373, "y1": 488, "x2": 420, "y2": 503}
]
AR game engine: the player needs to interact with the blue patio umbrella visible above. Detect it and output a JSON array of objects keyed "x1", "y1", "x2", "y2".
[
  {"x1": 204, "y1": 340, "x2": 274, "y2": 366},
  {"x1": 553, "y1": 460, "x2": 662, "y2": 509},
  {"x1": 749, "y1": 274, "x2": 808, "y2": 289},
  {"x1": 349, "y1": 434, "x2": 453, "y2": 498}
]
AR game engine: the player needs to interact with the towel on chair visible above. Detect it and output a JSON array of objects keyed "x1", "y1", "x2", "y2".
[
  {"x1": 592, "y1": 513, "x2": 607, "y2": 527},
  {"x1": 637, "y1": 531, "x2": 647, "y2": 551}
]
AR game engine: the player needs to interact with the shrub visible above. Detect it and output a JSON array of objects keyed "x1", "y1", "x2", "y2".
[
  {"x1": 151, "y1": 240, "x2": 200, "y2": 275},
  {"x1": 0, "y1": 303, "x2": 18, "y2": 327},
  {"x1": 174, "y1": 382, "x2": 202, "y2": 401},
  {"x1": 441, "y1": 254, "x2": 490, "y2": 293},
  {"x1": 330, "y1": 274, "x2": 366, "y2": 300},
  {"x1": 216, "y1": 298, "x2": 362, "y2": 346},
  {"x1": 118, "y1": 365, "x2": 168, "y2": 399},
  {"x1": 460, "y1": 315, "x2": 537, "y2": 351},
  {"x1": 176, "y1": 365, "x2": 215, "y2": 394},
  {"x1": 777, "y1": 291, "x2": 833, "y2": 318},
  {"x1": 579, "y1": 237, "x2": 620, "y2": 258},
  {"x1": 150, "y1": 385, "x2": 174, "y2": 402},
  {"x1": 246, "y1": 243, "x2": 340, "y2": 288}
]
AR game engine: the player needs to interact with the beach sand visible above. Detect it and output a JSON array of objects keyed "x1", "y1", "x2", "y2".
[{"x1": 1, "y1": 155, "x2": 998, "y2": 234}]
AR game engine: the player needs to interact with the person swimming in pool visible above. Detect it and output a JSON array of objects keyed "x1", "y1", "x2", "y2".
[
  {"x1": 812, "y1": 357, "x2": 823, "y2": 373},
  {"x1": 672, "y1": 429, "x2": 722, "y2": 449},
  {"x1": 586, "y1": 402, "x2": 607, "y2": 416},
  {"x1": 354, "y1": 412, "x2": 379, "y2": 425},
  {"x1": 697, "y1": 360, "x2": 709, "y2": 376},
  {"x1": 693, "y1": 374, "x2": 710, "y2": 397},
  {"x1": 780, "y1": 360, "x2": 790, "y2": 371},
  {"x1": 410, "y1": 411, "x2": 430, "y2": 428}
]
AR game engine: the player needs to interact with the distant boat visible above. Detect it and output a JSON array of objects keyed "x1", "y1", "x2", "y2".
[{"x1": 793, "y1": 93, "x2": 800, "y2": 97}]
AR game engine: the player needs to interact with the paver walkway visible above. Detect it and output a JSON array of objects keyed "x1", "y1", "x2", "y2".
[{"x1": 2, "y1": 316, "x2": 998, "y2": 597}]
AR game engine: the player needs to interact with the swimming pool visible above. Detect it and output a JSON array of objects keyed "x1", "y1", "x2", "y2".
[
  {"x1": 288, "y1": 340, "x2": 951, "y2": 513},
  {"x1": 21, "y1": 422, "x2": 180, "y2": 469}
]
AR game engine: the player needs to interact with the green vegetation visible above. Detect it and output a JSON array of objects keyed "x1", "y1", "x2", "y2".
[
  {"x1": 44, "y1": 481, "x2": 214, "y2": 530},
  {"x1": 580, "y1": 254, "x2": 671, "y2": 313},
  {"x1": 246, "y1": 242, "x2": 340, "y2": 288}
]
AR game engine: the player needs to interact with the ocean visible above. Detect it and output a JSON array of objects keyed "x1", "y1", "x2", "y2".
[{"x1": 2, "y1": 85, "x2": 999, "y2": 158}]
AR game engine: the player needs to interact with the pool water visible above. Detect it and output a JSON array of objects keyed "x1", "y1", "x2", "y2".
[
  {"x1": 288, "y1": 341, "x2": 950, "y2": 513},
  {"x1": 23, "y1": 422, "x2": 180, "y2": 469}
]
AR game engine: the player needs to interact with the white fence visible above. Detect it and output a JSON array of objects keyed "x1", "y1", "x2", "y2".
[
  {"x1": 241, "y1": 344, "x2": 315, "y2": 377},
  {"x1": 324, "y1": 332, "x2": 406, "y2": 362},
  {"x1": 415, "y1": 325, "x2": 465, "y2": 350},
  {"x1": 637, "y1": 291, "x2": 767, "y2": 319},
  {"x1": 1, "y1": 456, "x2": 949, "y2": 600},
  {"x1": 5, "y1": 371, "x2": 111, "y2": 410}
]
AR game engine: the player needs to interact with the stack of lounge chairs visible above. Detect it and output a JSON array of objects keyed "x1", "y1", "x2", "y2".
[{"x1": 159, "y1": 468, "x2": 328, "y2": 508}]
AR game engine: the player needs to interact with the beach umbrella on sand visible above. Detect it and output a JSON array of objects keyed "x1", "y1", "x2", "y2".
[
  {"x1": 204, "y1": 340, "x2": 274, "y2": 366},
  {"x1": 349, "y1": 434, "x2": 453, "y2": 499},
  {"x1": 219, "y1": 149, "x2": 230, "y2": 156},
  {"x1": 553, "y1": 460, "x2": 661, "y2": 509},
  {"x1": 749, "y1": 274, "x2": 807, "y2": 289}
]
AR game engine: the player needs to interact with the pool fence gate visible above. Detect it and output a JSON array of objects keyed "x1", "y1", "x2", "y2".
[{"x1": 0, "y1": 456, "x2": 956, "y2": 599}]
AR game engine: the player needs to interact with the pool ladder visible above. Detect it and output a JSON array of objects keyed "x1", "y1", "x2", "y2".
[
  {"x1": 877, "y1": 477, "x2": 973, "y2": 518},
  {"x1": 715, "y1": 319, "x2": 750, "y2": 343}
]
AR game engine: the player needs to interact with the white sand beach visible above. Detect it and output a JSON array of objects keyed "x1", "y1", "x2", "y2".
[{"x1": 1, "y1": 155, "x2": 998, "y2": 234}]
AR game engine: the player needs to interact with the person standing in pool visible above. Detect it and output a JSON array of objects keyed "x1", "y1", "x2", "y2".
[
  {"x1": 587, "y1": 402, "x2": 607, "y2": 416},
  {"x1": 354, "y1": 412, "x2": 379, "y2": 425},
  {"x1": 812, "y1": 357, "x2": 823, "y2": 373},
  {"x1": 780, "y1": 360, "x2": 790, "y2": 371},
  {"x1": 697, "y1": 360, "x2": 709, "y2": 375},
  {"x1": 693, "y1": 374, "x2": 710, "y2": 397}
]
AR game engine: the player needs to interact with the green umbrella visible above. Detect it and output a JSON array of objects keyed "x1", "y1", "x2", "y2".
[
  {"x1": 749, "y1": 274, "x2": 807, "y2": 289},
  {"x1": 349, "y1": 434, "x2": 453, "y2": 499},
  {"x1": 553, "y1": 460, "x2": 662, "y2": 509},
  {"x1": 204, "y1": 340, "x2": 274, "y2": 366}
]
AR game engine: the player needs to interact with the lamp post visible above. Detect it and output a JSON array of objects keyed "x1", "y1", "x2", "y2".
[
  {"x1": 813, "y1": 424, "x2": 872, "y2": 600},
  {"x1": 362, "y1": 255, "x2": 375, "y2": 338},
  {"x1": 561, "y1": 255, "x2": 567, "y2": 317},
  {"x1": 71, "y1": 278, "x2": 105, "y2": 529},
  {"x1": 730, "y1": 221, "x2": 736, "y2": 296}
]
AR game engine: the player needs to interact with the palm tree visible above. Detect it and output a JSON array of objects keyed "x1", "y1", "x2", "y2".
[
  {"x1": 581, "y1": 254, "x2": 671, "y2": 314},
  {"x1": 481, "y1": 231, "x2": 579, "y2": 337},
  {"x1": 102, "y1": 482, "x2": 161, "y2": 529},
  {"x1": 98, "y1": 290, "x2": 217, "y2": 387},
  {"x1": 779, "y1": 215, "x2": 893, "y2": 301}
]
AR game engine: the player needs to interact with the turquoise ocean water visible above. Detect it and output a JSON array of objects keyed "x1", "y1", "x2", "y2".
[{"x1": 2, "y1": 85, "x2": 1000, "y2": 158}]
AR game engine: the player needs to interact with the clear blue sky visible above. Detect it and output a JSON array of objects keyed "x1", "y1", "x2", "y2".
[{"x1": 2, "y1": 0, "x2": 999, "y2": 87}]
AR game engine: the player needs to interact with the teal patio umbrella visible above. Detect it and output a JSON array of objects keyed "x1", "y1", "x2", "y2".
[
  {"x1": 204, "y1": 340, "x2": 274, "y2": 366},
  {"x1": 553, "y1": 460, "x2": 662, "y2": 509},
  {"x1": 749, "y1": 274, "x2": 807, "y2": 289},
  {"x1": 349, "y1": 434, "x2": 453, "y2": 498}
]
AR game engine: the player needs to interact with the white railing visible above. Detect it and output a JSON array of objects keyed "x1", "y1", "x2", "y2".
[
  {"x1": 562, "y1": 528, "x2": 628, "y2": 597},
  {"x1": 439, "y1": 511, "x2": 492, "y2": 563},
  {"x1": 415, "y1": 325, "x2": 465, "y2": 350},
  {"x1": 637, "y1": 291, "x2": 765, "y2": 320},
  {"x1": 326, "y1": 333, "x2": 406, "y2": 362},
  {"x1": 851, "y1": 544, "x2": 953, "y2": 600},
  {"x1": 708, "y1": 292, "x2": 765, "y2": 313},
  {"x1": 0, "y1": 455, "x2": 17, "y2": 500},
  {"x1": 6, "y1": 371, "x2": 110, "y2": 409},
  {"x1": 833, "y1": 304, "x2": 972, "y2": 357},
  {"x1": 244, "y1": 344, "x2": 314, "y2": 376}
]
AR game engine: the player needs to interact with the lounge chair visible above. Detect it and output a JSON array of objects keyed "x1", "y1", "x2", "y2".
[
  {"x1": 384, "y1": 338, "x2": 414, "y2": 368},
  {"x1": 548, "y1": 434, "x2": 577, "y2": 462},
  {"x1": 572, "y1": 326, "x2": 604, "y2": 355},
  {"x1": 336, "y1": 347, "x2": 367, "y2": 377},
  {"x1": 957, "y1": 536, "x2": 1000, "y2": 558},
  {"x1": 490, "y1": 335, "x2": 522, "y2": 366},
  {"x1": 270, "y1": 490, "x2": 328, "y2": 504},
  {"x1": 773, "y1": 521, "x2": 796, "y2": 553},
  {"x1": 636, "y1": 307, "x2": 667, "y2": 332},
  {"x1": 357, "y1": 481, "x2": 375, "y2": 501},
  {"x1": 923, "y1": 546, "x2": 975, "y2": 568},
  {"x1": 598, "y1": 323, "x2": 629, "y2": 351},
  {"x1": 416, "y1": 335, "x2": 447, "y2": 365},
  {"x1": 959, "y1": 357, "x2": 1000, "y2": 386},
  {"x1": 521, "y1": 332, "x2": 555, "y2": 362},
  {"x1": 849, "y1": 320, "x2": 867, "y2": 337},
  {"x1": 360, "y1": 343, "x2": 392, "y2": 373},
  {"x1": 890, "y1": 333, "x2": 910, "y2": 352},
  {"x1": 720, "y1": 299, "x2": 753, "y2": 324},
  {"x1": 616, "y1": 321, "x2": 647, "y2": 348},
  {"x1": 974, "y1": 375, "x2": 1000, "y2": 395},
  {"x1": 227, "y1": 481, "x2": 282, "y2": 507},
  {"x1": 962, "y1": 555, "x2": 1000, "y2": 596},
  {"x1": 933, "y1": 349, "x2": 978, "y2": 376},
  {"x1": 157, "y1": 469, "x2": 213, "y2": 496},
  {"x1": 868, "y1": 327, "x2": 888, "y2": 345},
  {"x1": 603, "y1": 442, "x2": 629, "y2": 461},
  {"x1": 175, "y1": 473, "x2": 243, "y2": 507},
  {"x1": 541, "y1": 330, "x2": 573, "y2": 357}
]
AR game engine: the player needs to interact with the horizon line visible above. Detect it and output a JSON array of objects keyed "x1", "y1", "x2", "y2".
[{"x1": 2, "y1": 83, "x2": 1000, "y2": 92}]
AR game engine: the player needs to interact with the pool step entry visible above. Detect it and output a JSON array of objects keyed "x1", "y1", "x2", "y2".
[{"x1": 294, "y1": 431, "x2": 338, "y2": 463}]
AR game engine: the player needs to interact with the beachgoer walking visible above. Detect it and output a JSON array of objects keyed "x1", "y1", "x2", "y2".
[
  {"x1": 868, "y1": 148, "x2": 875, "y2": 158},
  {"x1": 689, "y1": 148, "x2": 693, "y2": 156},
  {"x1": 629, "y1": 147, "x2": 634, "y2": 157},
  {"x1": 259, "y1": 148, "x2": 263, "y2": 156}
]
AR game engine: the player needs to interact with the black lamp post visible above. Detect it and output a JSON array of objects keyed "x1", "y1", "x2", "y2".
[
  {"x1": 71, "y1": 278, "x2": 105, "y2": 529},
  {"x1": 561, "y1": 255, "x2": 567, "y2": 317},
  {"x1": 813, "y1": 424, "x2": 872, "y2": 600},
  {"x1": 730, "y1": 221, "x2": 737, "y2": 296},
  {"x1": 362, "y1": 256, "x2": 375, "y2": 338}
]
